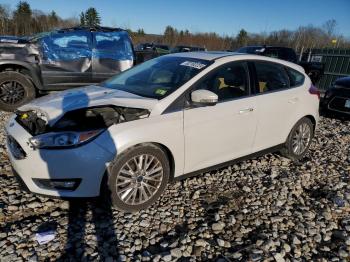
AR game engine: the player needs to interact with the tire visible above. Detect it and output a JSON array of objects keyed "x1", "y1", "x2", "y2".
[
  {"x1": 0, "y1": 71, "x2": 36, "y2": 112},
  {"x1": 106, "y1": 143, "x2": 170, "y2": 212},
  {"x1": 281, "y1": 117, "x2": 314, "y2": 161}
]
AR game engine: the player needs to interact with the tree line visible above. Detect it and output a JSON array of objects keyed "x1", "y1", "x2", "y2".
[
  {"x1": 0, "y1": 1, "x2": 79, "y2": 36},
  {"x1": 0, "y1": 1, "x2": 349, "y2": 52},
  {"x1": 134, "y1": 21, "x2": 350, "y2": 52}
]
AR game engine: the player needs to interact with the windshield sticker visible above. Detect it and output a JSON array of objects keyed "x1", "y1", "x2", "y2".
[
  {"x1": 155, "y1": 88, "x2": 168, "y2": 96},
  {"x1": 180, "y1": 61, "x2": 206, "y2": 70}
]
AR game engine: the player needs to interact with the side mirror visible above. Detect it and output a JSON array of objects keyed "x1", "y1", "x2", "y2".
[{"x1": 191, "y1": 89, "x2": 218, "y2": 106}]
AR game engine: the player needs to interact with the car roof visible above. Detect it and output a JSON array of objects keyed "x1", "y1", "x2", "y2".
[
  {"x1": 167, "y1": 51, "x2": 242, "y2": 61},
  {"x1": 166, "y1": 51, "x2": 305, "y2": 72},
  {"x1": 57, "y1": 26, "x2": 125, "y2": 33}
]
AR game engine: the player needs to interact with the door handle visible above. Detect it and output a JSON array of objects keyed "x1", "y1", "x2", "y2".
[
  {"x1": 288, "y1": 97, "x2": 299, "y2": 104},
  {"x1": 239, "y1": 108, "x2": 254, "y2": 114}
]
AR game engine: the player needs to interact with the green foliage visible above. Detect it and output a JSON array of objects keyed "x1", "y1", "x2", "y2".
[
  {"x1": 0, "y1": 2, "x2": 78, "y2": 36},
  {"x1": 137, "y1": 28, "x2": 145, "y2": 35},
  {"x1": 79, "y1": 11, "x2": 85, "y2": 26},
  {"x1": 84, "y1": 7, "x2": 101, "y2": 27},
  {"x1": 13, "y1": 1, "x2": 32, "y2": 35},
  {"x1": 236, "y1": 29, "x2": 248, "y2": 46}
]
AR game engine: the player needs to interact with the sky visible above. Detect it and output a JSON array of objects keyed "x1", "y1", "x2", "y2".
[{"x1": 1, "y1": 0, "x2": 350, "y2": 37}]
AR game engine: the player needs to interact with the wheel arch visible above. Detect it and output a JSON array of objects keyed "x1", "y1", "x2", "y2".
[
  {"x1": 99, "y1": 141, "x2": 176, "y2": 196},
  {"x1": 0, "y1": 61, "x2": 43, "y2": 89},
  {"x1": 283, "y1": 114, "x2": 317, "y2": 144},
  {"x1": 303, "y1": 114, "x2": 317, "y2": 132}
]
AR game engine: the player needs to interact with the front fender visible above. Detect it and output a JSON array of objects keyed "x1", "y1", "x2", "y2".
[{"x1": 92, "y1": 111, "x2": 185, "y2": 178}]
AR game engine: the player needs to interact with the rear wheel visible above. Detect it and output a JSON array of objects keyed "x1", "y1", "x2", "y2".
[
  {"x1": 106, "y1": 144, "x2": 170, "y2": 212},
  {"x1": 0, "y1": 71, "x2": 36, "y2": 111},
  {"x1": 281, "y1": 117, "x2": 314, "y2": 160}
]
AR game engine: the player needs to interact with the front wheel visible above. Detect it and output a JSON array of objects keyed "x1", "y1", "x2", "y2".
[
  {"x1": 281, "y1": 117, "x2": 314, "y2": 161},
  {"x1": 106, "y1": 144, "x2": 170, "y2": 212}
]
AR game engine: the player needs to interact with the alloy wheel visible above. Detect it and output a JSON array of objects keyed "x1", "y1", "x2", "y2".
[
  {"x1": 0, "y1": 81, "x2": 26, "y2": 105},
  {"x1": 291, "y1": 123, "x2": 311, "y2": 155},
  {"x1": 116, "y1": 154, "x2": 164, "y2": 205}
]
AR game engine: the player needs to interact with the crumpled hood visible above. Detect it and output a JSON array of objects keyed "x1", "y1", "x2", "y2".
[{"x1": 19, "y1": 85, "x2": 158, "y2": 126}]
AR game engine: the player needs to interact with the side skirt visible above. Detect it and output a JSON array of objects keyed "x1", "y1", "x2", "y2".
[{"x1": 173, "y1": 144, "x2": 284, "y2": 181}]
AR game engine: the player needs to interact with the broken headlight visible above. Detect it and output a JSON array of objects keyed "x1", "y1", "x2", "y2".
[{"x1": 29, "y1": 130, "x2": 103, "y2": 149}]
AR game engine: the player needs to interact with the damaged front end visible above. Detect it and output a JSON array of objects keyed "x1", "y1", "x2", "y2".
[{"x1": 15, "y1": 106, "x2": 149, "y2": 149}]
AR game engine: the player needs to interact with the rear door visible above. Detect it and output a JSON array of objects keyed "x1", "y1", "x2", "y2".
[
  {"x1": 251, "y1": 61, "x2": 300, "y2": 152},
  {"x1": 184, "y1": 61, "x2": 258, "y2": 173},
  {"x1": 39, "y1": 30, "x2": 93, "y2": 89},
  {"x1": 92, "y1": 31, "x2": 134, "y2": 83}
]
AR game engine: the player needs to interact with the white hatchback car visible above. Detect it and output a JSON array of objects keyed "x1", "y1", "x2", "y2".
[{"x1": 5, "y1": 52, "x2": 319, "y2": 212}]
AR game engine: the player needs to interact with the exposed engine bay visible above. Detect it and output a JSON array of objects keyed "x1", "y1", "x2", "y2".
[{"x1": 16, "y1": 106, "x2": 150, "y2": 136}]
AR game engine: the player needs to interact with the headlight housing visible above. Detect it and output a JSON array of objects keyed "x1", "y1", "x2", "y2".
[{"x1": 29, "y1": 129, "x2": 104, "y2": 149}]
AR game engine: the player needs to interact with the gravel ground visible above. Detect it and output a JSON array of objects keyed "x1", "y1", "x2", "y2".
[{"x1": 0, "y1": 111, "x2": 350, "y2": 262}]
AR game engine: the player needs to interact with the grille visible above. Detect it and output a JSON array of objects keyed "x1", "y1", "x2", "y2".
[{"x1": 328, "y1": 96, "x2": 350, "y2": 114}]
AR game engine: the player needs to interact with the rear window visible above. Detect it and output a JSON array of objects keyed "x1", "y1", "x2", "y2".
[
  {"x1": 255, "y1": 61, "x2": 290, "y2": 93},
  {"x1": 94, "y1": 31, "x2": 133, "y2": 60},
  {"x1": 264, "y1": 49, "x2": 280, "y2": 59},
  {"x1": 286, "y1": 67, "x2": 305, "y2": 87}
]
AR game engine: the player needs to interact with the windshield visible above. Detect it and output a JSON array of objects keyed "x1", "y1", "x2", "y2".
[{"x1": 102, "y1": 56, "x2": 212, "y2": 99}]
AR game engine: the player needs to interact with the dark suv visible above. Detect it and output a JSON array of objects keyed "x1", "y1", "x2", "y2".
[
  {"x1": 171, "y1": 45, "x2": 207, "y2": 53},
  {"x1": 0, "y1": 26, "x2": 135, "y2": 111},
  {"x1": 236, "y1": 46, "x2": 324, "y2": 84}
]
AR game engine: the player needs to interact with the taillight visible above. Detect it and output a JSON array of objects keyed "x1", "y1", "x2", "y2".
[{"x1": 309, "y1": 85, "x2": 320, "y2": 100}]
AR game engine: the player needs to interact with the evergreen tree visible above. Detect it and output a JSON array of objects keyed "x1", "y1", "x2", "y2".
[
  {"x1": 137, "y1": 28, "x2": 145, "y2": 35},
  {"x1": 13, "y1": 1, "x2": 32, "y2": 35},
  {"x1": 49, "y1": 10, "x2": 58, "y2": 27},
  {"x1": 79, "y1": 11, "x2": 85, "y2": 26},
  {"x1": 85, "y1": 7, "x2": 100, "y2": 27},
  {"x1": 0, "y1": 5, "x2": 10, "y2": 35},
  {"x1": 237, "y1": 29, "x2": 248, "y2": 46}
]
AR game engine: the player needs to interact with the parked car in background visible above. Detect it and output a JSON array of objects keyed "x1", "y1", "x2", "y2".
[
  {"x1": 236, "y1": 46, "x2": 324, "y2": 84},
  {"x1": 6, "y1": 52, "x2": 319, "y2": 212},
  {"x1": 321, "y1": 76, "x2": 350, "y2": 117},
  {"x1": 135, "y1": 43, "x2": 170, "y2": 54},
  {"x1": 0, "y1": 26, "x2": 135, "y2": 111},
  {"x1": 134, "y1": 43, "x2": 170, "y2": 64},
  {"x1": 134, "y1": 42, "x2": 154, "y2": 51},
  {"x1": 171, "y1": 45, "x2": 206, "y2": 53}
]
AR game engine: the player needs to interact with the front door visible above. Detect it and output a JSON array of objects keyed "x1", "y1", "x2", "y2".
[
  {"x1": 39, "y1": 30, "x2": 93, "y2": 89},
  {"x1": 184, "y1": 61, "x2": 257, "y2": 173}
]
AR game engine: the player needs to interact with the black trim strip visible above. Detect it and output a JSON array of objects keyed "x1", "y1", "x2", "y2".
[{"x1": 173, "y1": 144, "x2": 284, "y2": 181}]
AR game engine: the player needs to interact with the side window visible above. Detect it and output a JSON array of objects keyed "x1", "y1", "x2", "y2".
[
  {"x1": 94, "y1": 31, "x2": 133, "y2": 60},
  {"x1": 50, "y1": 32, "x2": 89, "y2": 49},
  {"x1": 196, "y1": 62, "x2": 249, "y2": 102},
  {"x1": 264, "y1": 49, "x2": 279, "y2": 59},
  {"x1": 255, "y1": 62, "x2": 289, "y2": 93},
  {"x1": 40, "y1": 31, "x2": 91, "y2": 61},
  {"x1": 286, "y1": 67, "x2": 305, "y2": 87}
]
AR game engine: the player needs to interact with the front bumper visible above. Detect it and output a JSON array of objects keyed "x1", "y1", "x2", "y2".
[{"x1": 5, "y1": 116, "x2": 115, "y2": 197}]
